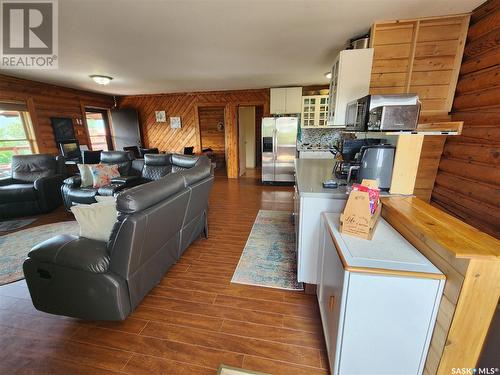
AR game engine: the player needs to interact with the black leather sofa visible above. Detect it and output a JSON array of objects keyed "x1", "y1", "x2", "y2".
[
  {"x1": 23, "y1": 155, "x2": 213, "y2": 320},
  {"x1": 0, "y1": 154, "x2": 66, "y2": 219},
  {"x1": 61, "y1": 151, "x2": 135, "y2": 209}
]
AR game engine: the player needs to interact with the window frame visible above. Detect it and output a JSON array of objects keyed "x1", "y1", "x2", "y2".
[
  {"x1": 84, "y1": 108, "x2": 113, "y2": 151},
  {"x1": 0, "y1": 106, "x2": 37, "y2": 178}
]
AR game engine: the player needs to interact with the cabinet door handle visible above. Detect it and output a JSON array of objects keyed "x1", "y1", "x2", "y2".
[{"x1": 329, "y1": 296, "x2": 335, "y2": 312}]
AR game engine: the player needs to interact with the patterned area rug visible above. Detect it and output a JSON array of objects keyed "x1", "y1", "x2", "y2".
[
  {"x1": 231, "y1": 210, "x2": 303, "y2": 291},
  {"x1": 0, "y1": 221, "x2": 79, "y2": 285},
  {"x1": 0, "y1": 218, "x2": 37, "y2": 232}
]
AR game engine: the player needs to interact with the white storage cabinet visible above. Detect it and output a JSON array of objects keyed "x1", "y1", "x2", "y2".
[
  {"x1": 328, "y1": 49, "x2": 373, "y2": 127},
  {"x1": 318, "y1": 213, "x2": 444, "y2": 375},
  {"x1": 270, "y1": 87, "x2": 302, "y2": 114}
]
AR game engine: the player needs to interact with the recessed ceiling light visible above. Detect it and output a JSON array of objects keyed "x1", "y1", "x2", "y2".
[
  {"x1": 90, "y1": 75, "x2": 113, "y2": 85},
  {"x1": 324, "y1": 72, "x2": 332, "y2": 80}
]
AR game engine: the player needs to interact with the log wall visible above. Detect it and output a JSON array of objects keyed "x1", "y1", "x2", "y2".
[
  {"x1": 432, "y1": 0, "x2": 500, "y2": 239},
  {"x1": 0, "y1": 74, "x2": 114, "y2": 154}
]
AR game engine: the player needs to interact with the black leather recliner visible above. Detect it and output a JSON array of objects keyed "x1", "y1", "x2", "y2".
[
  {"x1": 0, "y1": 154, "x2": 66, "y2": 219},
  {"x1": 110, "y1": 153, "x2": 172, "y2": 189},
  {"x1": 23, "y1": 155, "x2": 214, "y2": 320},
  {"x1": 61, "y1": 151, "x2": 134, "y2": 209}
]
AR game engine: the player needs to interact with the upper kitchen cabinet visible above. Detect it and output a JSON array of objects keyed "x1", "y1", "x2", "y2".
[
  {"x1": 301, "y1": 95, "x2": 329, "y2": 127},
  {"x1": 327, "y1": 49, "x2": 374, "y2": 127},
  {"x1": 369, "y1": 15, "x2": 470, "y2": 115},
  {"x1": 270, "y1": 87, "x2": 302, "y2": 114}
]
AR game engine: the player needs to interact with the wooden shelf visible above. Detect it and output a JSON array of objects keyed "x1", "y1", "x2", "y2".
[
  {"x1": 350, "y1": 130, "x2": 459, "y2": 136},
  {"x1": 342, "y1": 121, "x2": 464, "y2": 137}
]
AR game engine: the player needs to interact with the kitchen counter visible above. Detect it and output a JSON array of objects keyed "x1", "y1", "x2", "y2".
[
  {"x1": 297, "y1": 147, "x2": 337, "y2": 152},
  {"x1": 294, "y1": 158, "x2": 349, "y2": 199}
]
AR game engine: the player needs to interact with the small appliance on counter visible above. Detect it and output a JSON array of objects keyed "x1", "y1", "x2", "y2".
[
  {"x1": 345, "y1": 94, "x2": 420, "y2": 132},
  {"x1": 333, "y1": 138, "x2": 381, "y2": 179},
  {"x1": 346, "y1": 144, "x2": 396, "y2": 191}
]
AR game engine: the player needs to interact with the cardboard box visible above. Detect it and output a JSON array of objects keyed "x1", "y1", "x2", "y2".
[{"x1": 340, "y1": 179, "x2": 381, "y2": 240}]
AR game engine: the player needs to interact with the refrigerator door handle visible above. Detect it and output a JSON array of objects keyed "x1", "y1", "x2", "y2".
[{"x1": 273, "y1": 128, "x2": 277, "y2": 161}]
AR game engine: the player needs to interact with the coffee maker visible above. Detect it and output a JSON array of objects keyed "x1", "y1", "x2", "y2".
[
  {"x1": 333, "y1": 138, "x2": 380, "y2": 179},
  {"x1": 347, "y1": 144, "x2": 396, "y2": 190}
]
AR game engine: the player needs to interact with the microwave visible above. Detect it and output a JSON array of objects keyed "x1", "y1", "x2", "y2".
[{"x1": 345, "y1": 94, "x2": 420, "y2": 131}]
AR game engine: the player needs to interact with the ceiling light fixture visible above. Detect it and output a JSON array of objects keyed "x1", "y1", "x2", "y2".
[
  {"x1": 324, "y1": 72, "x2": 332, "y2": 80},
  {"x1": 90, "y1": 75, "x2": 113, "y2": 85}
]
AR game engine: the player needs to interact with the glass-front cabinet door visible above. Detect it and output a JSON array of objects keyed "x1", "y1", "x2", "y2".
[{"x1": 301, "y1": 95, "x2": 329, "y2": 127}]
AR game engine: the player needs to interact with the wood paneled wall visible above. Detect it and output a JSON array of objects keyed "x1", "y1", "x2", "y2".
[
  {"x1": 432, "y1": 0, "x2": 500, "y2": 239},
  {"x1": 0, "y1": 74, "x2": 114, "y2": 154},
  {"x1": 118, "y1": 89, "x2": 269, "y2": 178}
]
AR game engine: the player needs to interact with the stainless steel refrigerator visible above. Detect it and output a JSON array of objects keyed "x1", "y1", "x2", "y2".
[{"x1": 261, "y1": 117, "x2": 298, "y2": 183}]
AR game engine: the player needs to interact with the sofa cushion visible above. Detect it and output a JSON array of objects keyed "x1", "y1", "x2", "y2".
[
  {"x1": 89, "y1": 164, "x2": 120, "y2": 188},
  {"x1": 0, "y1": 183, "x2": 37, "y2": 203},
  {"x1": 28, "y1": 234, "x2": 110, "y2": 273}
]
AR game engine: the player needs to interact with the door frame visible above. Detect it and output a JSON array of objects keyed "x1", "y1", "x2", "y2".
[
  {"x1": 195, "y1": 99, "x2": 268, "y2": 179},
  {"x1": 195, "y1": 103, "x2": 228, "y2": 174},
  {"x1": 234, "y1": 101, "x2": 267, "y2": 178}
]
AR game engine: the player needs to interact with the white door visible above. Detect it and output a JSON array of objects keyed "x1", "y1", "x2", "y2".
[{"x1": 238, "y1": 108, "x2": 247, "y2": 176}]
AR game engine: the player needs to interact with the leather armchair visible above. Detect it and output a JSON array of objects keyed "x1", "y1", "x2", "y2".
[
  {"x1": 0, "y1": 154, "x2": 66, "y2": 219},
  {"x1": 61, "y1": 151, "x2": 134, "y2": 209}
]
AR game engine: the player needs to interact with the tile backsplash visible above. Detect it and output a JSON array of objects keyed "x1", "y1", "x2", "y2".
[{"x1": 298, "y1": 128, "x2": 342, "y2": 148}]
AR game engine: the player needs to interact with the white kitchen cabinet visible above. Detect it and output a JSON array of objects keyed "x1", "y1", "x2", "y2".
[
  {"x1": 270, "y1": 87, "x2": 302, "y2": 114},
  {"x1": 318, "y1": 213, "x2": 444, "y2": 375},
  {"x1": 294, "y1": 159, "x2": 348, "y2": 284},
  {"x1": 301, "y1": 95, "x2": 329, "y2": 128},
  {"x1": 328, "y1": 49, "x2": 373, "y2": 127}
]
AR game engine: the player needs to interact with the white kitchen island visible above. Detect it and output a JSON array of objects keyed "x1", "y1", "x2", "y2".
[
  {"x1": 294, "y1": 158, "x2": 348, "y2": 284},
  {"x1": 318, "y1": 212, "x2": 444, "y2": 375}
]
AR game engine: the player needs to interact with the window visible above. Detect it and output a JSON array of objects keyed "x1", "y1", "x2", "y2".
[
  {"x1": 0, "y1": 103, "x2": 36, "y2": 178},
  {"x1": 85, "y1": 110, "x2": 112, "y2": 151}
]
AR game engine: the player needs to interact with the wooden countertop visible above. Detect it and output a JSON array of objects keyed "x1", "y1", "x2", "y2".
[{"x1": 381, "y1": 196, "x2": 500, "y2": 260}]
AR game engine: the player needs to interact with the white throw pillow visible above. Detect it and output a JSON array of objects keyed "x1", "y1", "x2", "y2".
[
  {"x1": 95, "y1": 195, "x2": 117, "y2": 204},
  {"x1": 70, "y1": 201, "x2": 117, "y2": 242},
  {"x1": 77, "y1": 164, "x2": 96, "y2": 187}
]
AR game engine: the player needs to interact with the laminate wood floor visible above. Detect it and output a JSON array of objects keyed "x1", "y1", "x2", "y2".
[{"x1": 0, "y1": 176, "x2": 328, "y2": 375}]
